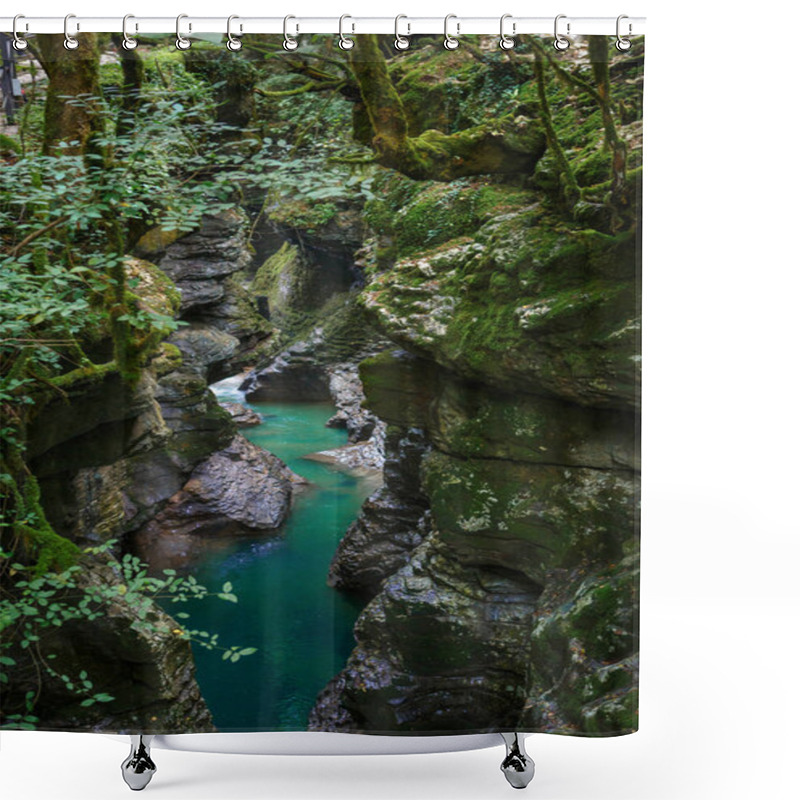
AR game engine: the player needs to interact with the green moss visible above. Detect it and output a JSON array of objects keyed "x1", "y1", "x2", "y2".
[
  {"x1": 0, "y1": 133, "x2": 22, "y2": 155},
  {"x1": 6, "y1": 473, "x2": 81, "y2": 575},
  {"x1": 573, "y1": 147, "x2": 614, "y2": 187},
  {"x1": 150, "y1": 342, "x2": 183, "y2": 376},
  {"x1": 421, "y1": 452, "x2": 636, "y2": 585},
  {"x1": 267, "y1": 200, "x2": 338, "y2": 233},
  {"x1": 251, "y1": 242, "x2": 298, "y2": 294},
  {"x1": 583, "y1": 688, "x2": 638, "y2": 734},
  {"x1": 134, "y1": 225, "x2": 184, "y2": 259}
]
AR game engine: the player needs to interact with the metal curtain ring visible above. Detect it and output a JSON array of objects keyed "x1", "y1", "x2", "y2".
[
  {"x1": 553, "y1": 14, "x2": 570, "y2": 51},
  {"x1": 616, "y1": 14, "x2": 632, "y2": 51},
  {"x1": 227, "y1": 15, "x2": 242, "y2": 51},
  {"x1": 499, "y1": 14, "x2": 515, "y2": 50},
  {"x1": 283, "y1": 15, "x2": 298, "y2": 51},
  {"x1": 175, "y1": 14, "x2": 191, "y2": 50},
  {"x1": 12, "y1": 14, "x2": 28, "y2": 50},
  {"x1": 394, "y1": 14, "x2": 410, "y2": 50},
  {"x1": 443, "y1": 14, "x2": 459, "y2": 50},
  {"x1": 122, "y1": 15, "x2": 138, "y2": 50},
  {"x1": 339, "y1": 15, "x2": 354, "y2": 50},
  {"x1": 64, "y1": 13, "x2": 79, "y2": 50}
]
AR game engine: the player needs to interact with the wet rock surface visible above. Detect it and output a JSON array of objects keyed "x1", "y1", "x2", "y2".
[
  {"x1": 310, "y1": 532, "x2": 541, "y2": 733},
  {"x1": 220, "y1": 401, "x2": 263, "y2": 427},
  {"x1": 327, "y1": 428, "x2": 430, "y2": 598},
  {"x1": 311, "y1": 172, "x2": 641, "y2": 735},
  {"x1": 135, "y1": 434, "x2": 303, "y2": 540},
  {"x1": 301, "y1": 363, "x2": 388, "y2": 475},
  {"x1": 150, "y1": 208, "x2": 273, "y2": 377}
]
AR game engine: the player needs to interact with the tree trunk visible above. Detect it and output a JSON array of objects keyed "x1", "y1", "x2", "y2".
[
  {"x1": 348, "y1": 35, "x2": 545, "y2": 182},
  {"x1": 588, "y1": 37, "x2": 627, "y2": 193},
  {"x1": 111, "y1": 33, "x2": 145, "y2": 138},
  {"x1": 35, "y1": 34, "x2": 102, "y2": 156}
]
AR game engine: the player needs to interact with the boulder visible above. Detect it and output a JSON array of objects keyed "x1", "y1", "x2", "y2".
[
  {"x1": 168, "y1": 325, "x2": 240, "y2": 380},
  {"x1": 219, "y1": 401, "x2": 263, "y2": 427},
  {"x1": 138, "y1": 434, "x2": 304, "y2": 539}
]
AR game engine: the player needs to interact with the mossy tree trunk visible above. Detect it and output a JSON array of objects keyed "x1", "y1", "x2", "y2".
[
  {"x1": 532, "y1": 47, "x2": 579, "y2": 209},
  {"x1": 588, "y1": 37, "x2": 627, "y2": 195},
  {"x1": 35, "y1": 34, "x2": 102, "y2": 156},
  {"x1": 111, "y1": 33, "x2": 144, "y2": 138},
  {"x1": 34, "y1": 34, "x2": 135, "y2": 380},
  {"x1": 348, "y1": 35, "x2": 546, "y2": 181}
]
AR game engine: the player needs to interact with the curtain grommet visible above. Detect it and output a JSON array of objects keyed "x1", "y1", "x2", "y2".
[
  {"x1": 616, "y1": 15, "x2": 632, "y2": 51},
  {"x1": 499, "y1": 14, "x2": 515, "y2": 50},
  {"x1": 175, "y1": 13, "x2": 191, "y2": 50},
  {"x1": 227, "y1": 15, "x2": 243, "y2": 51},
  {"x1": 338, "y1": 15, "x2": 354, "y2": 50},
  {"x1": 443, "y1": 14, "x2": 459, "y2": 50},
  {"x1": 553, "y1": 14, "x2": 570, "y2": 51},
  {"x1": 63, "y1": 13, "x2": 79, "y2": 50},
  {"x1": 12, "y1": 15, "x2": 29, "y2": 50}
]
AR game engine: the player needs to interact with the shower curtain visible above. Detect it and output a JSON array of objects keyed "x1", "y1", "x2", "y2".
[{"x1": 0, "y1": 31, "x2": 642, "y2": 738}]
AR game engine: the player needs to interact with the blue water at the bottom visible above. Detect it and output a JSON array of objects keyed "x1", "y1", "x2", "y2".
[{"x1": 179, "y1": 392, "x2": 374, "y2": 731}]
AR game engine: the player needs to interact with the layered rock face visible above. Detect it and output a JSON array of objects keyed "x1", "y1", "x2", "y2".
[
  {"x1": 310, "y1": 169, "x2": 641, "y2": 734},
  {"x1": 137, "y1": 208, "x2": 273, "y2": 380},
  {"x1": 242, "y1": 225, "x2": 391, "y2": 406},
  {"x1": 326, "y1": 426, "x2": 429, "y2": 597}
]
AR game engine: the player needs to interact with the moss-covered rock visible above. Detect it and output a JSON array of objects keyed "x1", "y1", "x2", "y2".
[
  {"x1": 422, "y1": 451, "x2": 637, "y2": 586},
  {"x1": 521, "y1": 556, "x2": 639, "y2": 734},
  {"x1": 360, "y1": 199, "x2": 640, "y2": 411}
]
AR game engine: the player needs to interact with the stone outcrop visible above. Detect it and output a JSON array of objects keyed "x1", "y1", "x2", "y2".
[
  {"x1": 220, "y1": 401, "x2": 263, "y2": 427},
  {"x1": 311, "y1": 342, "x2": 639, "y2": 735},
  {"x1": 136, "y1": 434, "x2": 302, "y2": 541},
  {"x1": 137, "y1": 208, "x2": 274, "y2": 379},
  {"x1": 326, "y1": 427, "x2": 429, "y2": 597},
  {"x1": 301, "y1": 363, "x2": 387, "y2": 475},
  {"x1": 310, "y1": 76, "x2": 641, "y2": 735},
  {"x1": 326, "y1": 363, "x2": 382, "y2": 443}
]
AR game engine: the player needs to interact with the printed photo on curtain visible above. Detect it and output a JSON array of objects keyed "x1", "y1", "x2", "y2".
[{"x1": 0, "y1": 30, "x2": 642, "y2": 740}]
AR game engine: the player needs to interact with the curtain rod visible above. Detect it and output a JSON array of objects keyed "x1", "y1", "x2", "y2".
[{"x1": 1, "y1": 16, "x2": 646, "y2": 37}]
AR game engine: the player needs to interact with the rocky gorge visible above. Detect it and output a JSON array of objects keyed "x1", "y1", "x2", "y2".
[{"x1": 2, "y1": 32, "x2": 641, "y2": 737}]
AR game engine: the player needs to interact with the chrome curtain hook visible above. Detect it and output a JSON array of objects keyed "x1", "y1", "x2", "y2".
[
  {"x1": 227, "y1": 15, "x2": 243, "y2": 51},
  {"x1": 338, "y1": 15, "x2": 354, "y2": 50},
  {"x1": 553, "y1": 14, "x2": 570, "y2": 51},
  {"x1": 499, "y1": 14, "x2": 515, "y2": 50},
  {"x1": 283, "y1": 15, "x2": 298, "y2": 51},
  {"x1": 122, "y1": 15, "x2": 138, "y2": 51},
  {"x1": 616, "y1": 14, "x2": 632, "y2": 51},
  {"x1": 394, "y1": 14, "x2": 410, "y2": 50},
  {"x1": 63, "y1": 13, "x2": 79, "y2": 50},
  {"x1": 12, "y1": 14, "x2": 28, "y2": 50},
  {"x1": 175, "y1": 14, "x2": 191, "y2": 50},
  {"x1": 443, "y1": 14, "x2": 459, "y2": 50}
]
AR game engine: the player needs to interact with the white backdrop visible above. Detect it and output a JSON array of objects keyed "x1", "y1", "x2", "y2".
[{"x1": 2, "y1": 1, "x2": 799, "y2": 798}]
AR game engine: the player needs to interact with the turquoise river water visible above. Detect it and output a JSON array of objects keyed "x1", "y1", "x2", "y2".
[{"x1": 180, "y1": 378, "x2": 375, "y2": 731}]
